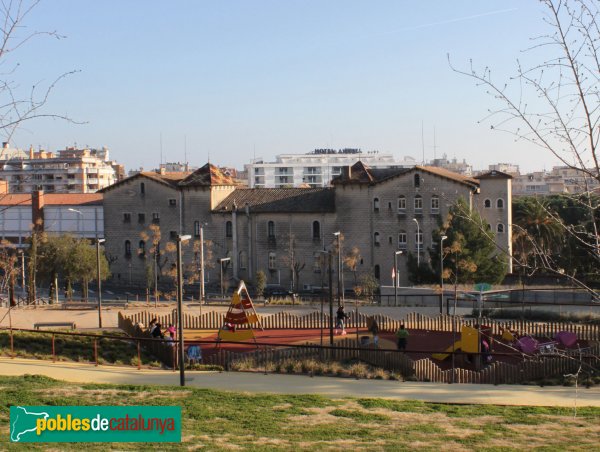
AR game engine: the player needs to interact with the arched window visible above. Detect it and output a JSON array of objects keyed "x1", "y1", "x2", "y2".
[
  {"x1": 138, "y1": 240, "x2": 145, "y2": 257},
  {"x1": 374, "y1": 265, "x2": 380, "y2": 280},
  {"x1": 267, "y1": 221, "x2": 275, "y2": 238},
  {"x1": 239, "y1": 251, "x2": 248, "y2": 269},
  {"x1": 414, "y1": 173, "x2": 421, "y2": 187},
  {"x1": 140, "y1": 182, "x2": 145, "y2": 195},
  {"x1": 226, "y1": 221, "x2": 233, "y2": 238},
  {"x1": 374, "y1": 232, "x2": 380, "y2": 246},
  {"x1": 414, "y1": 195, "x2": 423, "y2": 211},
  {"x1": 497, "y1": 198, "x2": 504, "y2": 209},
  {"x1": 431, "y1": 195, "x2": 439, "y2": 211},
  {"x1": 312, "y1": 220, "x2": 321, "y2": 239},
  {"x1": 125, "y1": 240, "x2": 131, "y2": 258},
  {"x1": 484, "y1": 199, "x2": 491, "y2": 208},
  {"x1": 497, "y1": 223, "x2": 505, "y2": 233},
  {"x1": 194, "y1": 221, "x2": 200, "y2": 237},
  {"x1": 373, "y1": 197, "x2": 380, "y2": 212},
  {"x1": 397, "y1": 196, "x2": 406, "y2": 211}
]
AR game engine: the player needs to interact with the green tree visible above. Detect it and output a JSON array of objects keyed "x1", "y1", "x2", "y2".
[
  {"x1": 255, "y1": 270, "x2": 266, "y2": 299},
  {"x1": 410, "y1": 198, "x2": 507, "y2": 285}
]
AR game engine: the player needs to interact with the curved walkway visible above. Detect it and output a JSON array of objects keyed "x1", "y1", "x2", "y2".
[{"x1": 2, "y1": 357, "x2": 599, "y2": 407}]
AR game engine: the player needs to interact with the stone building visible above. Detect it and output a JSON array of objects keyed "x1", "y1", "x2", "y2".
[{"x1": 101, "y1": 162, "x2": 512, "y2": 290}]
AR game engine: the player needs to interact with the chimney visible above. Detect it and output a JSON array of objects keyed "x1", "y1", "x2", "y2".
[
  {"x1": 29, "y1": 145, "x2": 34, "y2": 159},
  {"x1": 344, "y1": 165, "x2": 352, "y2": 179},
  {"x1": 32, "y1": 190, "x2": 45, "y2": 232}
]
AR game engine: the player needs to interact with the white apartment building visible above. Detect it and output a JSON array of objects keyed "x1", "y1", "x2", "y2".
[
  {"x1": 0, "y1": 144, "x2": 122, "y2": 194},
  {"x1": 512, "y1": 166, "x2": 600, "y2": 196},
  {"x1": 245, "y1": 149, "x2": 416, "y2": 188}
]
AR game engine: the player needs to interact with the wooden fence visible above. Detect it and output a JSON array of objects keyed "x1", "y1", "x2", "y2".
[
  {"x1": 121, "y1": 310, "x2": 600, "y2": 341},
  {"x1": 118, "y1": 312, "x2": 600, "y2": 385}
]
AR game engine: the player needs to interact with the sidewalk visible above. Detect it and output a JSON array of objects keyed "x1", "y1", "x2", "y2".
[{"x1": 2, "y1": 357, "x2": 599, "y2": 407}]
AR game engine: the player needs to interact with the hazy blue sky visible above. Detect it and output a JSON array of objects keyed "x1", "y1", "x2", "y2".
[{"x1": 8, "y1": 1, "x2": 555, "y2": 172}]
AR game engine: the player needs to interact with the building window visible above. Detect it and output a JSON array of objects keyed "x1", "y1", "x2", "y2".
[
  {"x1": 138, "y1": 240, "x2": 145, "y2": 257},
  {"x1": 414, "y1": 195, "x2": 423, "y2": 211},
  {"x1": 268, "y1": 221, "x2": 275, "y2": 238},
  {"x1": 497, "y1": 198, "x2": 504, "y2": 209},
  {"x1": 497, "y1": 223, "x2": 505, "y2": 233},
  {"x1": 125, "y1": 240, "x2": 131, "y2": 258},
  {"x1": 374, "y1": 232, "x2": 380, "y2": 246},
  {"x1": 397, "y1": 196, "x2": 406, "y2": 212},
  {"x1": 398, "y1": 231, "x2": 407, "y2": 249},
  {"x1": 123, "y1": 213, "x2": 131, "y2": 223},
  {"x1": 152, "y1": 212, "x2": 160, "y2": 224},
  {"x1": 268, "y1": 252, "x2": 276, "y2": 270},
  {"x1": 226, "y1": 221, "x2": 233, "y2": 238},
  {"x1": 138, "y1": 213, "x2": 145, "y2": 224},
  {"x1": 140, "y1": 182, "x2": 145, "y2": 195},
  {"x1": 414, "y1": 173, "x2": 421, "y2": 187},
  {"x1": 313, "y1": 252, "x2": 322, "y2": 273},
  {"x1": 484, "y1": 199, "x2": 491, "y2": 208},
  {"x1": 312, "y1": 221, "x2": 321, "y2": 239},
  {"x1": 374, "y1": 265, "x2": 380, "y2": 280},
  {"x1": 170, "y1": 230, "x2": 177, "y2": 240},
  {"x1": 239, "y1": 251, "x2": 247, "y2": 269},
  {"x1": 194, "y1": 221, "x2": 200, "y2": 238},
  {"x1": 431, "y1": 196, "x2": 439, "y2": 211},
  {"x1": 373, "y1": 197, "x2": 380, "y2": 212},
  {"x1": 169, "y1": 198, "x2": 177, "y2": 206}
]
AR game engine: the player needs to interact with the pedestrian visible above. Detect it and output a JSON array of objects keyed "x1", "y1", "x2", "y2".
[
  {"x1": 336, "y1": 305, "x2": 348, "y2": 335},
  {"x1": 147, "y1": 318, "x2": 158, "y2": 334},
  {"x1": 151, "y1": 323, "x2": 164, "y2": 339},
  {"x1": 369, "y1": 317, "x2": 380, "y2": 347},
  {"x1": 167, "y1": 324, "x2": 176, "y2": 338},
  {"x1": 395, "y1": 324, "x2": 409, "y2": 351}
]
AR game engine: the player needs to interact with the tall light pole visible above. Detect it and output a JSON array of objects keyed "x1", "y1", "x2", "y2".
[
  {"x1": 96, "y1": 237, "x2": 105, "y2": 328},
  {"x1": 333, "y1": 232, "x2": 341, "y2": 307},
  {"x1": 219, "y1": 257, "x2": 231, "y2": 299},
  {"x1": 394, "y1": 250, "x2": 403, "y2": 307},
  {"x1": 412, "y1": 218, "x2": 420, "y2": 270},
  {"x1": 440, "y1": 235, "x2": 447, "y2": 315},
  {"x1": 176, "y1": 234, "x2": 191, "y2": 387}
]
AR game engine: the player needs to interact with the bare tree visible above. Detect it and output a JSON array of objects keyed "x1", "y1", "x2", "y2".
[
  {"x1": 450, "y1": 0, "x2": 600, "y2": 299},
  {"x1": 0, "y1": 0, "x2": 79, "y2": 142}
]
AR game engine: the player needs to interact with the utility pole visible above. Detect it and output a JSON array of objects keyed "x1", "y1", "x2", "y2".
[
  {"x1": 176, "y1": 234, "x2": 191, "y2": 386},
  {"x1": 96, "y1": 237, "x2": 105, "y2": 328}
]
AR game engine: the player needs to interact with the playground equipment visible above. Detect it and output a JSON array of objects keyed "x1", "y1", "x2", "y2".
[
  {"x1": 432, "y1": 325, "x2": 481, "y2": 361},
  {"x1": 217, "y1": 281, "x2": 262, "y2": 344}
]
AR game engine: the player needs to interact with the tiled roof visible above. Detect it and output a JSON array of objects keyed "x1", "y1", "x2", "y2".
[
  {"x1": 417, "y1": 166, "x2": 480, "y2": 187},
  {"x1": 0, "y1": 193, "x2": 103, "y2": 206},
  {"x1": 475, "y1": 170, "x2": 513, "y2": 180},
  {"x1": 99, "y1": 171, "x2": 186, "y2": 193},
  {"x1": 214, "y1": 188, "x2": 335, "y2": 213},
  {"x1": 179, "y1": 163, "x2": 237, "y2": 187}
]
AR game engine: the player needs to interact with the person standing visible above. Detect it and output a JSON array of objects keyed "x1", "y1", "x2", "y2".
[
  {"x1": 395, "y1": 324, "x2": 409, "y2": 351},
  {"x1": 336, "y1": 305, "x2": 348, "y2": 335},
  {"x1": 369, "y1": 317, "x2": 380, "y2": 347}
]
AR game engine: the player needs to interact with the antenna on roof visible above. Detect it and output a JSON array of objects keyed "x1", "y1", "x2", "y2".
[
  {"x1": 160, "y1": 132, "x2": 163, "y2": 165},
  {"x1": 421, "y1": 121, "x2": 425, "y2": 165},
  {"x1": 433, "y1": 126, "x2": 438, "y2": 161}
]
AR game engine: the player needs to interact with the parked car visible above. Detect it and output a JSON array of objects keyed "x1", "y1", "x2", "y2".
[{"x1": 263, "y1": 285, "x2": 294, "y2": 298}]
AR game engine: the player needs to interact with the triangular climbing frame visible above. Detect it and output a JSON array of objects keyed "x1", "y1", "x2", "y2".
[{"x1": 217, "y1": 280, "x2": 263, "y2": 344}]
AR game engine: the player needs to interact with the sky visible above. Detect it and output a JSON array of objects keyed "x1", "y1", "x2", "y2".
[{"x1": 6, "y1": 0, "x2": 558, "y2": 173}]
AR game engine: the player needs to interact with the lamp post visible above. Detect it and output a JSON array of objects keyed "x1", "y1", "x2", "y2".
[
  {"x1": 176, "y1": 234, "x2": 191, "y2": 387},
  {"x1": 440, "y1": 235, "x2": 447, "y2": 315},
  {"x1": 333, "y1": 232, "x2": 341, "y2": 307},
  {"x1": 413, "y1": 218, "x2": 420, "y2": 284},
  {"x1": 199, "y1": 225, "x2": 205, "y2": 307},
  {"x1": 96, "y1": 237, "x2": 105, "y2": 328},
  {"x1": 219, "y1": 257, "x2": 231, "y2": 299},
  {"x1": 394, "y1": 250, "x2": 403, "y2": 307}
]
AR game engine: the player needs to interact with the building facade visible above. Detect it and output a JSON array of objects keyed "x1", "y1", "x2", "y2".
[
  {"x1": 0, "y1": 145, "x2": 123, "y2": 194},
  {"x1": 102, "y1": 162, "x2": 512, "y2": 291},
  {"x1": 245, "y1": 149, "x2": 416, "y2": 188}
]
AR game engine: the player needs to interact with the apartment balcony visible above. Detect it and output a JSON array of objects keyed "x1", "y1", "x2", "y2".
[{"x1": 87, "y1": 178, "x2": 99, "y2": 184}]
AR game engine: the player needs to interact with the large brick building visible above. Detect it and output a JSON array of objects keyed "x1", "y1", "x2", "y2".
[{"x1": 101, "y1": 162, "x2": 512, "y2": 290}]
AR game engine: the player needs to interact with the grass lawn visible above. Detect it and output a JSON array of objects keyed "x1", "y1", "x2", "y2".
[{"x1": 1, "y1": 375, "x2": 599, "y2": 450}]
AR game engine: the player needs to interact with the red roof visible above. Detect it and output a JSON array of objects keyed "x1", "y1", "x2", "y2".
[{"x1": 0, "y1": 193, "x2": 103, "y2": 206}]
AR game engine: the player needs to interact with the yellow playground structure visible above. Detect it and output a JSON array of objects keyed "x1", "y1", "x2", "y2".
[
  {"x1": 432, "y1": 325, "x2": 480, "y2": 361},
  {"x1": 217, "y1": 280, "x2": 263, "y2": 344}
]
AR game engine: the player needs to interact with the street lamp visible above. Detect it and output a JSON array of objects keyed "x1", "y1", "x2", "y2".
[
  {"x1": 412, "y1": 218, "x2": 420, "y2": 269},
  {"x1": 96, "y1": 238, "x2": 105, "y2": 328},
  {"x1": 176, "y1": 234, "x2": 191, "y2": 387},
  {"x1": 394, "y1": 250, "x2": 403, "y2": 307},
  {"x1": 333, "y1": 232, "x2": 342, "y2": 307},
  {"x1": 440, "y1": 235, "x2": 447, "y2": 315},
  {"x1": 219, "y1": 257, "x2": 231, "y2": 299}
]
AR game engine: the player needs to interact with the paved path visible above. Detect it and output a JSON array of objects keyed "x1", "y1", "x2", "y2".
[{"x1": 2, "y1": 357, "x2": 599, "y2": 407}]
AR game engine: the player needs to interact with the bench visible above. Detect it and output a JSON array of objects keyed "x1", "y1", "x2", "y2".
[{"x1": 34, "y1": 322, "x2": 77, "y2": 330}]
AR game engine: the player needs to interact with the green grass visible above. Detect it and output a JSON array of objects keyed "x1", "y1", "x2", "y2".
[
  {"x1": 1, "y1": 375, "x2": 599, "y2": 450},
  {"x1": 0, "y1": 330, "x2": 162, "y2": 368}
]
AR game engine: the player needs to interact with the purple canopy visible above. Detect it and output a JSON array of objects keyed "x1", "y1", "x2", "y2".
[
  {"x1": 555, "y1": 331, "x2": 578, "y2": 348},
  {"x1": 516, "y1": 336, "x2": 538, "y2": 354}
]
